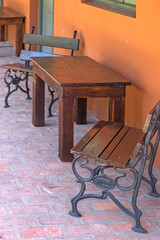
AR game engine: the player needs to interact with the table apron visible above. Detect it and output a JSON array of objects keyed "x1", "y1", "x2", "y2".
[
  {"x1": 0, "y1": 18, "x2": 24, "y2": 25},
  {"x1": 63, "y1": 85, "x2": 126, "y2": 98}
]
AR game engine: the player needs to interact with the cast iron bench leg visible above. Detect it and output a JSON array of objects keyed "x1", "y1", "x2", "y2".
[
  {"x1": 47, "y1": 86, "x2": 59, "y2": 117},
  {"x1": 4, "y1": 69, "x2": 31, "y2": 108}
]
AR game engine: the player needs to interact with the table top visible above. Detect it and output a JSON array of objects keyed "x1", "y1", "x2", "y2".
[
  {"x1": 30, "y1": 56, "x2": 131, "y2": 87},
  {"x1": 0, "y1": 7, "x2": 25, "y2": 19}
]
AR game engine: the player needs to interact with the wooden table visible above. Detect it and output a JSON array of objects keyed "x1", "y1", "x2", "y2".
[
  {"x1": 30, "y1": 56, "x2": 131, "y2": 162},
  {"x1": 0, "y1": 7, "x2": 25, "y2": 56}
]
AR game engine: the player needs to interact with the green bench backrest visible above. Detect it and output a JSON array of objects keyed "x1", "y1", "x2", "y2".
[{"x1": 23, "y1": 33, "x2": 79, "y2": 50}]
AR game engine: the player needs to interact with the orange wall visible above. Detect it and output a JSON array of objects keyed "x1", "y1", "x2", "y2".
[
  {"x1": 2, "y1": 0, "x2": 160, "y2": 169},
  {"x1": 54, "y1": 0, "x2": 160, "y2": 169}
]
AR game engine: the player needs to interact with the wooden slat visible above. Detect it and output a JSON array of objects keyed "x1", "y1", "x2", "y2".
[
  {"x1": 0, "y1": 63, "x2": 33, "y2": 73},
  {"x1": 71, "y1": 120, "x2": 107, "y2": 154},
  {"x1": 74, "y1": 122, "x2": 123, "y2": 158},
  {"x1": 23, "y1": 34, "x2": 79, "y2": 50},
  {"x1": 99, "y1": 128, "x2": 144, "y2": 168},
  {"x1": 19, "y1": 50, "x2": 57, "y2": 61},
  {"x1": 99, "y1": 125, "x2": 129, "y2": 161},
  {"x1": 143, "y1": 101, "x2": 160, "y2": 133},
  {"x1": 143, "y1": 113, "x2": 152, "y2": 133}
]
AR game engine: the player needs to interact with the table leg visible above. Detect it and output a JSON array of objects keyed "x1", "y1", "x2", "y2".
[
  {"x1": 74, "y1": 98, "x2": 87, "y2": 124},
  {"x1": 16, "y1": 23, "x2": 24, "y2": 57},
  {"x1": 109, "y1": 98, "x2": 125, "y2": 123},
  {"x1": 32, "y1": 74, "x2": 45, "y2": 126},
  {"x1": 0, "y1": 25, "x2": 5, "y2": 41},
  {"x1": 59, "y1": 97, "x2": 74, "y2": 161}
]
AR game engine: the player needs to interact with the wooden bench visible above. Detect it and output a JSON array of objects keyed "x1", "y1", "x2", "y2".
[
  {"x1": 69, "y1": 101, "x2": 160, "y2": 233},
  {"x1": 1, "y1": 27, "x2": 79, "y2": 117}
]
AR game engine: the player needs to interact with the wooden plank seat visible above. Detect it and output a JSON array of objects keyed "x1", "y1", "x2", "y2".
[
  {"x1": 1, "y1": 63, "x2": 33, "y2": 73},
  {"x1": 0, "y1": 27, "x2": 79, "y2": 117},
  {"x1": 69, "y1": 101, "x2": 160, "y2": 233}
]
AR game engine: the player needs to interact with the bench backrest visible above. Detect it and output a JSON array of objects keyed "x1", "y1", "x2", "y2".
[
  {"x1": 19, "y1": 30, "x2": 79, "y2": 64},
  {"x1": 143, "y1": 100, "x2": 160, "y2": 134},
  {"x1": 130, "y1": 100, "x2": 160, "y2": 164},
  {"x1": 23, "y1": 32, "x2": 79, "y2": 51}
]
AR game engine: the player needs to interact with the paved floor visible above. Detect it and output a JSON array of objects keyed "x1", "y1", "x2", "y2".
[{"x1": 0, "y1": 44, "x2": 160, "y2": 240}]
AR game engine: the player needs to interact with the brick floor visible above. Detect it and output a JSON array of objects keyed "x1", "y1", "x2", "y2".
[{"x1": 0, "y1": 44, "x2": 160, "y2": 240}]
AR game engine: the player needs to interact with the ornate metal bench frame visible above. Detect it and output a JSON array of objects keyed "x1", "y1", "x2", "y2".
[{"x1": 69, "y1": 101, "x2": 160, "y2": 233}]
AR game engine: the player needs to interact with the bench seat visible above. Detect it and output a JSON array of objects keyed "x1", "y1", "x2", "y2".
[
  {"x1": 1, "y1": 63, "x2": 33, "y2": 73},
  {"x1": 71, "y1": 120, "x2": 145, "y2": 168}
]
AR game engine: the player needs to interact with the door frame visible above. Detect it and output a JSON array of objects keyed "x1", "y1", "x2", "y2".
[
  {"x1": 38, "y1": 0, "x2": 54, "y2": 52},
  {"x1": 38, "y1": 0, "x2": 43, "y2": 35},
  {"x1": 38, "y1": 0, "x2": 54, "y2": 35}
]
